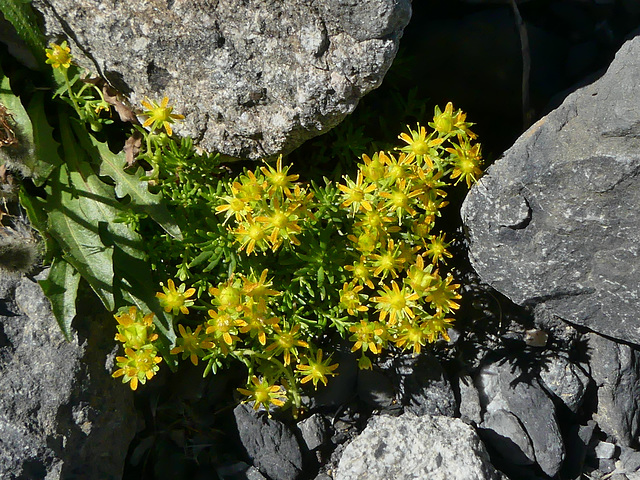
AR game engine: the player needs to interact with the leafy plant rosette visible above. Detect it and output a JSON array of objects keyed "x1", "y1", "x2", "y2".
[{"x1": 3, "y1": 38, "x2": 483, "y2": 415}]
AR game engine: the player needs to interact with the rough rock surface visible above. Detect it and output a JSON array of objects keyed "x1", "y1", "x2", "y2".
[
  {"x1": 33, "y1": 0, "x2": 411, "y2": 160},
  {"x1": 0, "y1": 271, "x2": 137, "y2": 480},
  {"x1": 335, "y1": 413, "x2": 506, "y2": 480},
  {"x1": 234, "y1": 403, "x2": 303, "y2": 480},
  {"x1": 538, "y1": 353, "x2": 590, "y2": 413},
  {"x1": 477, "y1": 361, "x2": 565, "y2": 477},
  {"x1": 461, "y1": 32, "x2": 640, "y2": 345},
  {"x1": 587, "y1": 332, "x2": 640, "y2": 447}
]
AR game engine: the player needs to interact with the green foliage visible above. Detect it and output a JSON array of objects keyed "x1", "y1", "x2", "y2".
[
  {"x1": 0, "y1": 0, "x2": 47, "y2": 70},
  {"x1": 8, "y1": 40, "x2": 483, "y2": 416}
]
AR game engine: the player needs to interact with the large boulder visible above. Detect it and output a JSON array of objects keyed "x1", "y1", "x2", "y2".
[
  {"x1": 335, "y1": 413, "x2": 506, "y2": 480},
  {"x1": 0, "y1": 271, "x2": 137, "y2": 480},
  {"x1": 461, "y1": 31, "x2": 640, "y2": 345},
  {"x1": 32, "y1": 0, "x2": 411, "y2": 160}
]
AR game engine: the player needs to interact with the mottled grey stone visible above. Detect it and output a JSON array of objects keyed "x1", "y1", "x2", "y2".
[
  {"x1": 595, "y1": 442, "x2": 617, "y2": 460},
  {"x1": 458, "y1": 374, "x2": 482, "y2": 425},
  {"x1": 461, "y1": 32, "x2": 640, "y2": 345},
  {"x1": 335, "y1": 414, "x2": 506, "y2": 480},
  {"x1": 234, "y1": 403, "x2": 303, "y2": 480},
  {"x1": 297, "y1": 413, "x2": 329, "y2": 451},
  {"x1": 33, "y1": 0, "x2": 411, "y2": 160},
  {"x1": 480, "y1": 409, "x2": 535, "y2": 466},
  {"x1": 0, "y1": 272, "x2": 137, "y2": 480},
  {"x1": 538, "y1": 354, "x2": 590, "y2": 413},
  {"x1": 588, "y1": 332, "x2": 640, "y2": 446},
  {"x1": 477, "y1": 361, "x2": 565, "y2": 476}
]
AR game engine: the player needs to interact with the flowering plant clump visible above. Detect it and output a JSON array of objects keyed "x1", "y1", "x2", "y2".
[
  {"x1": 117, "y1": 99, "x2": 483, "y2": 414},
  {"x1": 11, "y1": 40, "x2": 482, "y2": 416}
]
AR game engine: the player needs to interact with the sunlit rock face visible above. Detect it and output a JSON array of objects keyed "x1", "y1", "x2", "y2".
[{"x1": 33, "y1": 0, "x2": 410, "y2": 160}]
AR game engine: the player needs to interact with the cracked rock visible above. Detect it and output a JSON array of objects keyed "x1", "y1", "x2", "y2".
[
  {"x1": 32, "y1": 0, "x2": 411, "y2": 160},
  {"x1": 461, "y1": 32, "x2": 640, "y2": 345}
]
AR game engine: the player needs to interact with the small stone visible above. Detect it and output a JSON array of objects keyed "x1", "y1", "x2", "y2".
[
  {"x1": 297, "y1": 413, "x2": 329, "y2": 451},
  {"x1": 595, "y1": 441, "x2": 617, "y2": 459},
  {"x1": 538, "y1": 354, "x2": 590, "y2": 413},
  {"x1": 458, "y1": 374, "x2": 482, "y2": 425}
]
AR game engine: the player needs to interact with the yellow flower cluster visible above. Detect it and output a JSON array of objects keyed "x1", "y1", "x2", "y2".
[
  {"x1": 162, "y1": 269, "x2": 339, "y2": 410},
  {"x1": 215, "y1": 156, "x2": 313, "y2": 254},
  {"x1": 335, "y1": 103, "x2": 481, "y2": 367},
  {"x1": 112, "y1": 307, "x2": 162, "y2": 390}
]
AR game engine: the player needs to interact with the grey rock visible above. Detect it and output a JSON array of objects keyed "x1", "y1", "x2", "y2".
[
  {"x1": 33, "y1": 0, "x2": 411, "y2": 160},
  {"x1": 0, "y1": 273, "x2": 137, "y2": 480},
  {"x1": 480, "y1": 409, "x2": 535, "y2": 466},
  {"x1": 233, "y1": 403, "x2": 303, "y2": 480},
  {"x1": 587, "y1": 332, "x2": 640, "y2": 446},
  {"x1": 461, "y1": 32, "x2": 640, "y2": 345},
  {"x1": 297, "y1": 413, "x2": 329, "y2": 452},
  {"x1": 477, "y1": 361, "x2": 565, "y2": 476},
  {"x1": 335, "y1": 414, "x2": 506, "y2": 480},
  {"x1": 458, "y1": 374, "x2": 482, "y2": 425},
  {"x1": 619, "y1": 446, "x2": 640, "y2": 475},
  {"x1": 538, "y1": 353, "x2": 590, "y2": 413},
  {"x1": 595, "y1": 441, "x2": 617, "y2": 460}
]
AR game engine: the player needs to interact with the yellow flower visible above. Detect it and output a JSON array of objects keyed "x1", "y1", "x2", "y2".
[
  {"x1": 255, "y1": 198, "x2": 302, "y2": 250},
  {"x1": 339, "y1": 282, "x2": 369, "y2": 316},
  {"x1": 209, "y1": 278, "x2": 244, "y2": 312},
  {"x1": 424, "y1": 233, "x2": 453, "y2": 265},
  {"x1": 112, "y1": 346, "x2": 162, "y2": 391},
  {"x1": 424, "y1": 273, "x2": 461, "y2": 314},
  {"x1": 237, "y1": 306, "x2": 279, "y2": 346},
  {"x1": 369, "y1": 239, "x2": 406, "y2": 280},
  {"x1": 233, "y1": 170, "x2": 267, "y2": 202},
  {"x1": 430, "y1": 102, "x2": 478, "y2": 139},
  {"x1": 45, "y1": 41, "x2": 72, "y2": 69},
  {"x1": 406, "y1": 255, "x2": 437, "y2": 297},
  {"x1": 373, "y1": 280, "x2": 419, "y2": 325},
  {"x1": 237, "y1": 376, "x2": 287, "y2": 411},
  {"x1": 156, "y1": 279, "x2": 196, "y2": 315},
  {"x1": 216, "y1": 192, "x2": 252, "y2": 224},
  {"x1": 297, "y1": 349, "x2": 339, "y2": 389},
  {"x1": 114, "y1": 306, "x2": 158, "y2": 349},
  {"x1": 359, "y1": 152, "x2": 386, "y2": 182},
  {"x1": 345, "y1": 257, "x2": 375, "y2": 289},
  {"x1": 241, "y1": 269, "x2": 280, "y2": 299},
  {"x1": 421, "y1": 313, "x2": 454, "y2": 342},
  {"x1": 206, "y1": 309, "x2": 241, "y2": 346},
  {"x1": 170, "y1": 324, "x2": 213, "y2": 366},
  {"x1": 349, "y1": 320, "x2": 386, "y2": 354},
  {"x1": 265, "y1": 323, "x2": 309, "y2": 366},
  {"x1": 260, "y1": 155, "x2": 299, "y2": 196},
  {"x1": 397, "y1": 123, "x2": 444, "y2": 166},
  {"x1": 394, "y1": 320, "x2": 429, "y2": 354},
  {"x1": 337, "y1": 170, "x2": 376, "y2": 213},
  {"x1": 141, "y1": 97, "x2": 185, "y2": 136},
  {"x1": 379, "y1": 178, "x2": 421, "y2": 221},
  {"x1": 447, "y1": 135, "x2": 483, "y2": 188},
  {"x1": 233, "y1": 214, "x2": 270, "y2": 255}
]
